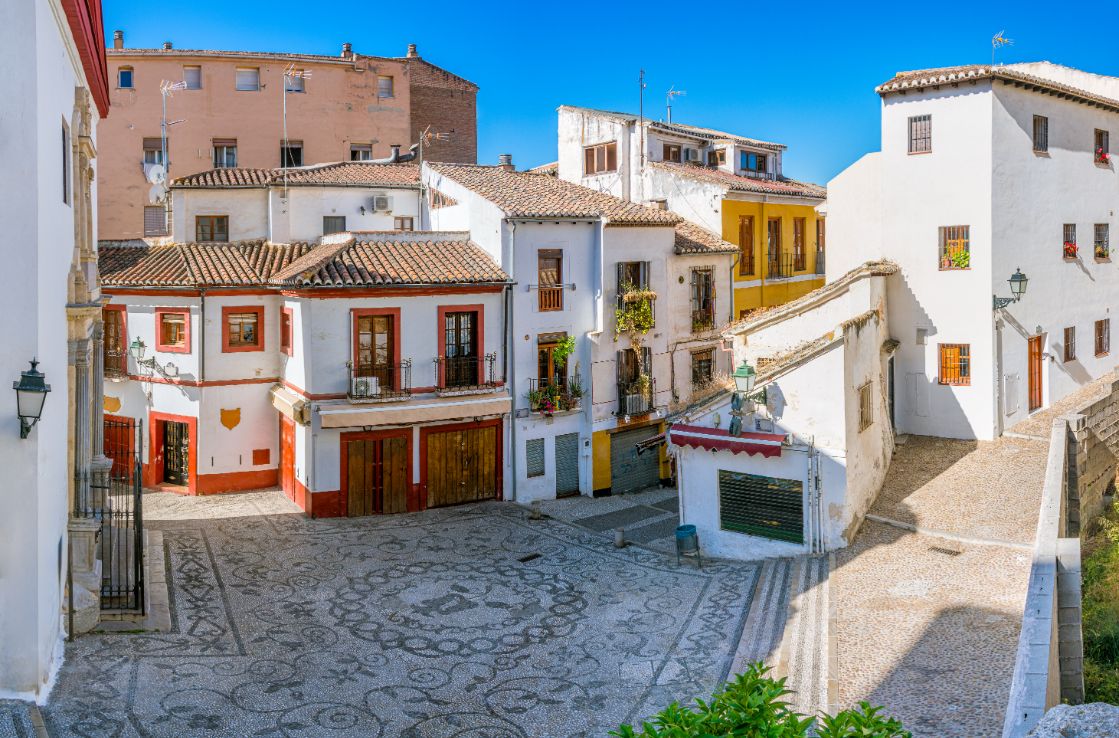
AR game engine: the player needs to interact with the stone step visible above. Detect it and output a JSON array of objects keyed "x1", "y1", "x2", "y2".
[
  {"x1": 779, "y1": 555, "x2": 831, "y2": 719},
  {"x1": 728, "y1": 557, "x2": 794, "y2": 676}
]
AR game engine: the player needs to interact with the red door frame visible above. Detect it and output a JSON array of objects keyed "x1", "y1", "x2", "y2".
[
  {"x1": 280, "y1": 414, "x2": 295, "y2": 500},
  {"x1": 339, "y1": 428, "x2": 414, "y2": 515},
  {"x1": 418, "y1": 418, "x2": 504, "y2": 510},
  {"x1": 145, "y1": 411, "x2": 198, "y2": 493}
]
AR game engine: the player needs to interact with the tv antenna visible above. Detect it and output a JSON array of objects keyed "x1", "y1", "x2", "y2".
[
  {"x1": 154, "y1": 80, "x2": 187, "y2": 212},
  {"x1": 666, "y1": 86, "x2": 686, "y2": 124},
  {"x1": 282, "y1": 65, "x2": 312, "y2": 193}
]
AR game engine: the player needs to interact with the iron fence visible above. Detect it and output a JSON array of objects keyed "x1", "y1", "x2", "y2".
[
  {"x1": 348, "y1": 360, "x2": 412, "y2": 402},
  {"x1": 434, "y1": 353, "x2": 497, "y2": 391}
]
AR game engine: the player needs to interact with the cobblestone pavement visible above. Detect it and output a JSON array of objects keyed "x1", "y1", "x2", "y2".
[
  {"x1": 1011, "y1": 371, "x2": 1117, "y2": 438},
  {"x1": 45, "y1": 490, "x2": 763, "y2": 737},
  {"x1": 0, "y1": 700, "x2": 34, "y2": 738},
  {"x1": 537, "y1": 487, "x2": 680, "y2": 554},
  {"x1": 835, "y1": 434, "x2": 1045, "y2": 738}
]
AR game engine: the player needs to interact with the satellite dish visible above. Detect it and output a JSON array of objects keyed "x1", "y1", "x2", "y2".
[
  {"x1": 148, "y1": 184, "x2": 167, "y2": 204},
  {"x1": 146, "y1": 164, "x2": 166, "y2": 185}
]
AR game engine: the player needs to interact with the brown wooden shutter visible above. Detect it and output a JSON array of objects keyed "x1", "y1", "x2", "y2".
[{"x1": 606, "y1": 142, "x2": 617, "y2": 171}]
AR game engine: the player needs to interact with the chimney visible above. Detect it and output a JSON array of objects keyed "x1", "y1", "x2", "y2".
[
  {"x1": 113, "y1": 30, "x2": 124, "y2": 50},
  {"x1": 390, "y1": 144, "x2": 401, "y2": 160},
  {"x1": 162, "y1": 41, "x2": 172, "y2": 51},
  {"x1": 341, "y1": 42, "x2": 352, "y2": 59},
  {"x1": 498, "y1": 154, "x2": 514, "y2": 172},
  {"x1": 406, "y1": 43, "x2": 418, "y2": 58}
]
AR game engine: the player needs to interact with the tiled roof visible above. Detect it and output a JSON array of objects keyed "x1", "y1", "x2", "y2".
[
  {"x1": 674, "y1": 220, "x2": 739, "y2": 255},
  {"x1": 99, "y1": 240, "x2": 313, "y2": 287},
  {"x1": 651, "y1": 161, "x2": 826, "y2": 200},
  {"x1": 271, "y1": 232, "x2": 508, "y2": 286},
  {"x1": 876, "y1": 64, "x2": 1119, "y2": 112},
  {"x1": 428, "y1": 164, "x2": 681, "y2": 226},
  {"x1": 172, "y1": 163, "x2": 420, "y2": 189},
  {"x1": 559, "y1": 106, "x2": 785, "y2": 151},
  {"x1": 528, "y1": 161, "x2": 559, "y2": 176}
]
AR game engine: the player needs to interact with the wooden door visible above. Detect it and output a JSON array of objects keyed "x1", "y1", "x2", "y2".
[
  {"x1": 163, "y1": 421, "x2": 189, "y2": 485},
  {"x1": 345, "y1": 435, "x2": 409, "y2": 516},
  {"x1": 426, "y1": 425, "x2": 498, "y2": 508},
  {"x1": 1028, "y1": 336, "x2": 1043, "y2": 411},
  {"x1": 280, "y1": 415, "x2": 295, "y2": 500}
]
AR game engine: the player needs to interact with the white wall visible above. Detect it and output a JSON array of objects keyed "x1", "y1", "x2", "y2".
[
  {"x1": 557, "y1": 108, "x2": 631, "y2": 200},
  {"x1": 172, "y1": 188, "x2": 267, "y2": 242},
  {"x1": 269, "y1": 185, "x2": 420, "y2": 243}
]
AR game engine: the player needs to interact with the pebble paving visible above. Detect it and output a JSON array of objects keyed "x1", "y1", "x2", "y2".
[{"x1": 44, "y1": 490, "x2": 761, "y2": 738}]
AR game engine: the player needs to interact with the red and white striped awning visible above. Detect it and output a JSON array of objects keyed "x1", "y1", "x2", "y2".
[{"x1": 667, "y1": 424, "x2": 785, "y2": 457}]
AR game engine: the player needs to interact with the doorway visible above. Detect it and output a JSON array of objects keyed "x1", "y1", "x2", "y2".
[
  {"x1": 162, "y1": 420, "x2": 190, "y2": 486},
  {"x1": 343, "y1": 432, "x2": 410, "y2": 516},
  {"x1": 1028, "y1": 335, "x2": 1044, "y2": 412}
]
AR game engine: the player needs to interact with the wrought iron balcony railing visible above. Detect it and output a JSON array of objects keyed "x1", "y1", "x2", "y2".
[
  {"x1": 766, "y1": 253, "x2": 795, "y2": 280},
  {"x1": 815, "y1": 248, "x2": 826, "y2": 275},
  {"x1": 690, "y1": 305, "x2": 716, "y2": 333},
  {"x1": 347, "y1": 360, "x2": 411, "y2": 402},
  {"x1": 104, "y1": 348, "x2": 128, "y2": 379},
  {"x1": 527, "y1": 376, "x2": 583, "y2": 414},
  {"x1": 617, "y1": 379, "x2": 654, "y2": 417},
  {"x1": 434, "y1": 353, "x2": 498, "y2": 393}
]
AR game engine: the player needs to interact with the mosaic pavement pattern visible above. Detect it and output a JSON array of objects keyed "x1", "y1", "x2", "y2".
[{"x1": 45, "y1": 492, "x2": 761, "y2": 737}]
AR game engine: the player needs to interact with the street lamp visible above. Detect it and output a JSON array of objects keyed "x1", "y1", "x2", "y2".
[
  {"x1": 993, "y1": 268, "x2": 1029, "y2": 310},
  {"x1": 129, "y1": 336, "x2": 147, "y2": 363},
  {"x1": 732, "y1": 361, "x2": 768, "y2": 406},
  {"x1": 13, "y1": 359, "x2": 51, "y2": 439}
]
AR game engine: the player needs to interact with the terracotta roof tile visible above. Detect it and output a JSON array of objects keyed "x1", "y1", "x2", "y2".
[
  {"x1": 428, "y1": 164, "x2": 681, "y2": 226},
  {"x1": 172, "y1": 163, "x2": 420, "y2": 189},
  {"x1": 99, "y1": 240, "x2": 313, "y2": 287},
  {"x1": 173, "y1": 168, "x2": 274, "y2": 188},
  {"x1": 674, "y1": 220, "x2": 739, "y2": 255},
  {"x1": 271, "y1": 232, "x2": 508, "y2": 286},
  {"x1": 651, "y1": 161, "x2": 826, "y2": 200}
]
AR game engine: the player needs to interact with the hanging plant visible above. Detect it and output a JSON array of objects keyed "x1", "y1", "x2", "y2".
[
  {"x1": 615, "y1": 282, "x2": 656, "y2": 346},
  {"x1": 552, "y1": 335, "x2": 577, "y2": 368}
]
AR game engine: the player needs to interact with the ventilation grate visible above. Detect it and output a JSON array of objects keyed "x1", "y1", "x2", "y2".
[
  {"x1": 518, "y1": 553, "x2": 542, "y2": 563},
  {"x1": 929, "y1": 545, "x2": 963, "y2": 557}
]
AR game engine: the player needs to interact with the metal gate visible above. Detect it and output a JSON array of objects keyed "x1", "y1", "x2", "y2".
[
  {"x1": 554, "y1": 433, "x2": 580, "y2": 497},
  {"x1": 78, "y1": 417, "x2": 144, "y2": 611},
  {"x1": 610, "y1": 425, "x2": 662, "y2": 495}
]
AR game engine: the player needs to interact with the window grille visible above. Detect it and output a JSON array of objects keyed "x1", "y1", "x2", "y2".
[
  {"x1": 938, "y1": 343, "x2": 970, "y2": 386},
  {"x1": 1096, "y1": 319, "x2": 1110, "y2": 356},
  {"x1": 908, "y1": 115, "x2": 932, "y2": 153},
  {"x1": 1033, "y1": 115, "x2": 1048, "y2": 152},
  {"x1": 938, "y1": 225, "x2": 970, "y2": 270},
  {"x1": 1095, "y1": 224, "x2": 1109, "y2": 259},
  {"x1": 858, "y1": 382, "x2": 873, "y2": 431},
  {"x1": 1064, "y1": 326, "x2": 1076, "y2": 362}
]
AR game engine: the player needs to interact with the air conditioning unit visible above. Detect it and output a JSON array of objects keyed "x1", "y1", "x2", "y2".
[
  {"x1": 351, "y1": 375, "x2": 380, "y2": 398},
  {"x1": 372, "y1": 194, "x2": 392, "y2": 212}
]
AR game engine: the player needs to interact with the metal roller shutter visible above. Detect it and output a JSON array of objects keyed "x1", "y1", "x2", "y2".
[
  {"x1": 554, "y1": 433, "x2": 580, "y2": 497},
  {"x1": 610, "y1": 425, "x2": 661, "y2": 495},
  {"x1": 718, "y1": 470, "x2": 804, "y2": 543}
]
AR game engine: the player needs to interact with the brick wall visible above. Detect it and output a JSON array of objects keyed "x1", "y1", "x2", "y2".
[{"x1": 408, "y1": 59, "x2": 477, "y2": 164}]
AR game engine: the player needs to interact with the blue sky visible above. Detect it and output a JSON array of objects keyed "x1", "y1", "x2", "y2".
[{"x1": 103, "y1": 0, "x2": 1118, "y2": 185}]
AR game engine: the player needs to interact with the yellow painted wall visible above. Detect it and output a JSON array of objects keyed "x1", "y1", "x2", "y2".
[
  {"x1": 592, "y1": 430, "x2": 612, "y2": 492},
  {"x1": 721, "y1": 199, "x2": 825, "y2": 317}
]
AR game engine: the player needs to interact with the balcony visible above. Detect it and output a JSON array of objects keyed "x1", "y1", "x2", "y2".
[
  {"x1": 766, "y1": 253, "x2": 795, "y2": 280},
  {"x1": 104, "y1": 347, "x2": 127, "y2": 379},
  {"x1": 690, "y1": 305, "x2": 716, "y2": 333},
  {"x1": 527, "y1": 376, "x2": 583, "y2": 415},
  {"x1": 347, "y1": 360, "x2": 411, "y2": 403},
  {"x1": 617, "y1": 379, "x2": 654, "y2": 417},
  {"x1": 815, "y1": 248, "x2": 826, "y2": 275},
  {"x1": 538, "y1": 286, "x2": 564, "y2": 312},
  {"x1": 434, "y1": 353, "x2": 499, "y2": 396}
]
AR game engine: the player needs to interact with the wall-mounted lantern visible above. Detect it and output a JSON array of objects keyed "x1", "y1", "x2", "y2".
[
  {"x1": 13, "y1": 359, "x2": 50, "y2": 439},
  {"x1": 129, "y1": 336, "x2": 178, "y2": 377},
  {"x1": 993, "y1": 268, "x2": 1028, "y2": 310},
  {"x1": 732, "y1": 362, "x2": 767, "y2": 405}
]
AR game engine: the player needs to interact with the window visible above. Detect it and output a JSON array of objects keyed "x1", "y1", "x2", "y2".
[
  {"x1": 354, "y1": 312, "x2": 397, "y2": 389},
  {"x1": 144, "y1": 206, "x2": 168, "y2": 236},
  {"x1": 285, "y1": 72, "x2": 305, "y2": 93},
  {"x1": 443, "y1": 311, "x2": 479, "y2": 387},
  {"x1": 1096, "y1": 319, "x2": 1110, "y2": 357},
  {"x1": 707, "y1": 148, "x2": 727, "y2": 166},
  {"x1": 1096, "y1": 224, "x2": 1110, "y2": 259},
  {"x1": 908, "y1": 115, "x2": 932, "y2": 153},
  {"x1": 1033, "y1": 115, "x2": 1048, "y2": 153},
  {"x1": 738, "y1": 215, "x2": 755, "y2": 276},
  {"x1": 377, "y1": 75, "x2": 394, "y2": 98},
  {"x1": 394, "y1": 216, "x2": 414, "y2": 231},
  {"x1": 235, "y1": 67, "x2": 260, "y2": 91},
  {"x1": 350, "y1": 144, "x2": 372, "y2": 161},
  {"x1": 526, "y1": 438, "x2": 545, "y2": 477},
  {"x1": 1064, "y1": 223, "x2": 1078, "y2": 258},
  {"x1": 583, "y1": 142, "x2": 618, "y2": 175},
  {"x1": 1096, "y1": 129, "x2": 1110, "y2": 162},
  {"x1": 858, "y1": 382, "x2": 873, "y2": 431},
  {"x1": 691, "y1": 349, "x2": 714, "y2": 389},
  {"x1": 938, "y1": 225, "x2": 970, "y2": 270},
  {"x1": 142, "y1": 137, "x2": 165, "y2": 165},
  {"x1": 323, "y1": 216, "x2": 346, "y2": 235},
  {"x1": 767, "y1": 217, "x2": 783, "y2": 277},
  {"x1": 662, "y1": 143, "x2": 681, "y2": 162},
  {"x1": 280, "y1": 308, "x2": 293, "y2": 356},
  {"x1": 196, "y1": 215, "x2": 229, "y2": 242},
  {"x1": 690, "y1": 266, "x2": 716, "y2": 333},
  {"x1": 538, "y1": 333, "x2": 570, "y2": 386},
  {"x1": 430, "y1": 189, "x2": 456, "y2": 209},
  {"x1": 741, "y1": 151, "x2": 767, "y2": 176},
  {"x1": 816, "y1": 218, "x2": 826, "y2": 274},
  {"x1": 117, "y1": 66, "x2": 133, "y2": 89},
  {"x1": 183, "y1": 66, "x2": 201, "y2": 90},
  {"x1": 616, "y1": 346, "x2": 651, "y2": 387},
  {"x1": 222, "y1": 306, "x2": 265, "y2": 352},
  {"x1": 280, "y1": 140, "x2": 303, "y2": 168},
  {"x1": 61, "y1": 121, "x2": 70, "y2": 205},
  {"x1": 616, "y1": 261, "x2": 650, "y2": 300},
  {"x1": 538, "y1": 250, "x2": 563, "y2": 311},
  {"x1": 103, "y1": 306, "x2": 127, "y2": 377},
  {"x1": 156, "y1": 308, "x2": 190, "y2": 353},
  {"x1": 793, "y1": 218, "x2": 807, "y2": 271},
  {"x1": 212, "y1": 139, "x2": 237, "y2": 168},
  {"x1": 719, "y1": 470, "x2": 803, "y2": 543},
  {"x1": 1065, "y1": 326, "x2": 1076, "y2": 362},
  {"x1": 938, "y1": 343, "x2": 971, "y2": 386}
]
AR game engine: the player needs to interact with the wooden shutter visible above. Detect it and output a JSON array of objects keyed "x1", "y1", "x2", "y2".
[
  {"x1": 719, "y1": 470, "x2": 803, "y2": 543},
  {"x1": 606, "y1": 142, "x2": 617, "y2": 171}
]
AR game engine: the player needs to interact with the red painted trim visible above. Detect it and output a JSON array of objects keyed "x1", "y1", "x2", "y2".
[
  {"x1": 309, "y1": 490, "x2": 342, "y2": 518},
  {"x1": 350, "y1": 307, "x2": 402, "y2": 369},
  {"x1": 129, "y1": 374, "x2": 278, "y2": 387},
  {"x1": 282, "y1": 378, "x2": 345, "y2": 401},
  {"x1": 282, "y1": 285, "x2": 503, "y2": 299},
  {"x1": 436, "y1": 304, "x2": 485, "y2": 388},
  {"x1": 196, "y1": 469, "x2": 279, "y2": 495},
  {"x1": 154, "y1": 307, "x2": 191, "y2": 353},
  {"x1": 339, "y1": 428, "x2": 413, "y2": 515},
  {"x1": 667, "y1": 424, "x2": 785, "y2": 458},
  {"x1": 418, "y1": 419, "x2": 503, "y2": 510},
  {"x1": 280, "y1": 307, "x2": 294, "y2": 356},
  {"x1": 105, "y1": 288, "x2": 201, "y2": 297},
  {"x1": 204, "y1": 289, "x2": 277, "y2": 297},
  {"x1": 146, "y1": 411, "x2": 198, "y2": 493},
  {"x1": 221, "y1": 305, "x2": 266, "y2": 353},
  {"x1": 61, "y1": 0, "x2": 109, "y2": 117}
]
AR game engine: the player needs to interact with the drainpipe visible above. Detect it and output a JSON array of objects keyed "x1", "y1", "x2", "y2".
[
  {"x1": 994, "y1": 315, "x2": 1004, "y2": 437},
  {"x1": 728, "y1": 251, "x2": 740, "y2": 324},
  {"x1": 506, "y1": 221, "x2": 518, "y2": 502},
  {"x1": 199, "y1": 289, "x2": 206, "y2": 382}
]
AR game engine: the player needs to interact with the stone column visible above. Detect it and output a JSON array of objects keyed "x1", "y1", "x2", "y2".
[
  {"x1": 71, "y1": 337, "x2": 91, "y2": 513},
  {"x1": 90, "y1": 320, "x2": 112, "y2": 488}
]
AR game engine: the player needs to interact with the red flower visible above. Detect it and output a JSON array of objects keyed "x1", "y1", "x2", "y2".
[
  {"x1": 1097, "y1": 148, "x2": 1110, "y2": 163},
  {"x1": 1064, "y1": 241, "x2": 1078, "y2": 258}
]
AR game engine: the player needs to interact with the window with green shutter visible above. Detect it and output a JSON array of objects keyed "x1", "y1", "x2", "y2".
[{"x1": 718, "y1": 470, "x2": 804, "y2": 543}]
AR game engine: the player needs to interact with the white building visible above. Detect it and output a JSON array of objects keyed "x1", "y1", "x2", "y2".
[
  {"x1": 424, "y1": 160, "x2": 737, "y2": 499},
  {"x1": 0, "y1": 0, "x2": 110, "y2": 697},
  {"x1": 828, "y1": 62, "x2": 1119, "y2": 440}
]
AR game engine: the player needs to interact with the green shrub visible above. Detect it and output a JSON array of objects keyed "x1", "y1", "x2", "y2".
[
  {"x1": 611, "y1": 663, "x2": 909, "y2": 738},
  {"x1": 1083, "y1": 498, "x2": 1119, "y2": 703}
]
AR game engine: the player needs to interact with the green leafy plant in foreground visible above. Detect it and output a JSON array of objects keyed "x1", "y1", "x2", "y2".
[{"x1": 611, "y1": 663, "x2": 909, "y2": 738}]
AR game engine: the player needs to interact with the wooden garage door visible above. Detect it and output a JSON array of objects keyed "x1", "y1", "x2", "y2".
[
  {"x1": 346, "y1": 435, "x2": 409, "y2": 516},
  {"x1": 426, "y1": 425, "x2": 498, "y2": 508},
  {"x1": 611, "y1": 425, "x2": 662, "y2": 495}
]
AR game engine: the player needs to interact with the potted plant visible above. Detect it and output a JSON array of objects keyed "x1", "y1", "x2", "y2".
[
  {"x1": 1097, "y1": 147, "x2": 1111, "y2": 164},
  {"x1": 1097, "y1": 244, "x2": 1110, "y2": 260},
  {"x1": 950, "y1": 250, "x2": 970, "y2": 269},
  {"x1": 1064, "y1": 241, "x2": 1079, "y2": 259},
  {"x1": 615, "y1": 282, "x2": 656, "y2": 343}
]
